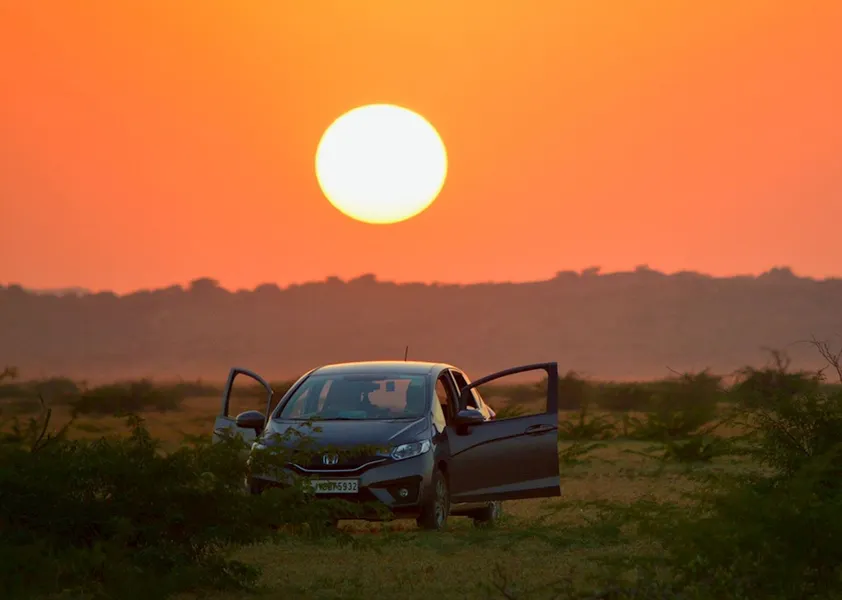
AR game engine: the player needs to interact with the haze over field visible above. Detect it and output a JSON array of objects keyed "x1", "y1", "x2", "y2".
[
  {"x1": 2, "y1": 3, "x2": 840, "y2": 381},
  {"x1": 2, "y1": 266, "x2": 838, "y2": 382}
]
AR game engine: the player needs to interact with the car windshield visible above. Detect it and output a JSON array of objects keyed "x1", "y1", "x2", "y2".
[{"x1": 275, "y1": 373, "x2": 429, "y2": 420}]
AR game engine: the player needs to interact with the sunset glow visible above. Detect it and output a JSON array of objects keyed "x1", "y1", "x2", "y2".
[
  {"x1": 1, "y1": 1, "x2": 841, "y2": 292},
  {"x1": 315, "y1": 104, "x2": 448, "y2": 225}
]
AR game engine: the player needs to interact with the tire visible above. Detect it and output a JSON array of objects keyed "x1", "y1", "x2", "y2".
[
  {"x1": 472, "y1": 501, "x2": 502, "y2": 528},
  {"x1": 417, "y1": 468, "x2": 450, "y2": 531}
]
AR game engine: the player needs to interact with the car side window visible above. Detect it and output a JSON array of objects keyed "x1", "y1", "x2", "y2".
[
  {"x1": 434, "y1": 374, "x2": 455, "y2": 425},
  {"x1": 449, "y1": 370, "x2": 480, "y2": 411}
]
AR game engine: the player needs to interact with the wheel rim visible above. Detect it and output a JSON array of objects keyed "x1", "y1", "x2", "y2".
[{"x1": 434, "y1": 479, "x2": 447, "y2": 527}]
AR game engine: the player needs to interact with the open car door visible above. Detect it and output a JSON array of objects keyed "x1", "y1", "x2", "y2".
[
  {"x1": 447, "y1": 362, "x2": 561, "y2": 503},
  {"x1": 211, "y1": 367, "x2": 274, "y2": 446}
]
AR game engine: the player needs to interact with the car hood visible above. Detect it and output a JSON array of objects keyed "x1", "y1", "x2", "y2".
[{"x1": 259, "y1": 416, "x2": 429, "y2": 450}]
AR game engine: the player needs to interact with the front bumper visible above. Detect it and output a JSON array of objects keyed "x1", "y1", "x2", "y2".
[{"x1": 249, "y1": 451, "x2": 436, "y2": 519}]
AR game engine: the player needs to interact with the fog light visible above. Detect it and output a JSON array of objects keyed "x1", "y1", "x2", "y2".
[{"x1": 398, "y1": 488, "x2": 409, "y2": 498}]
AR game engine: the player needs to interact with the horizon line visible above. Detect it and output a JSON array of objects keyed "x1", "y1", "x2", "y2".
[{"x1": 4, "y1": 265, "x2": 841, "y2": 297}]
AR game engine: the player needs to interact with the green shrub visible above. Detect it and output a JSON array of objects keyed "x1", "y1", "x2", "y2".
[
  {"x1": 481, "y1": 371, "x2": 588, "y2": 413},
  {"x1": 594, "y1": 382, "x2": 653, "y2": 412},
  {"x1": 556, "y1": 371, "x2": 591, "y2": 410},
  {"x1": 732, "y1": 363, "x2": 842, "y2": 480},
  {"x1": 0, "y1": 368, "x2": 43, "y2": 416},
  {"x1": 558, "y1": 440, "x2": 607, "y2": 466},
  {"x1": 620, "y1": 359, "x2": 842, "y2": 599},
  {"x1": 631, "y1": 435, "x2": 731, "y2": 465},
  {"x1": 730, "y1": 350, "x2": 822, "y2": 412},
  {"x1": 0, "y1": 408, "x2": 374, "y2": 599},
  {"x1": 0, "y1": 373, "x2": 80, "y2": 402},
  {"x1": 167, "y1": 379, "x2": 221, "y2": 398},
  {"x1": 558, "y1": 403, "x2": 616, "y2": 440},
  {"x1": 493, "y1": 403, "x2": 529, "y2": 419},
  {"x1": 69, "y1": 380, "x2": 185, "y2": 415},
  {"x1": 627, "y1": 371, "x2": 723, "y2": 441},
  {"x1": 226, "y1": 379, "x2": 297, "y2": 413}
]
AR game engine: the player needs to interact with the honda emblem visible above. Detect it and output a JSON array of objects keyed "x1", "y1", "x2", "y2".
[{"x1": 322, "y1": 454, "x2": 339, "y2": 466}]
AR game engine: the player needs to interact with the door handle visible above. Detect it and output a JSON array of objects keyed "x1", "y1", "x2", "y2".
[{"x1": 524, "y1": 424, "x2": 555, "y2": 435}]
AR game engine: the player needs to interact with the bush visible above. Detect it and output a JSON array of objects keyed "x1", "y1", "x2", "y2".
[
  {"x1": 166, "y1": 379, "x2": 221, "y2": 398},
  {"x1": 0, "y1": 370, "x2": 80, "y2": 400},
  {"x1": 69, "y1": 380, "x2": 185, "y2": 415},
  {"x1": 558, "y1": 440, "x2": 607, "y2": 466},
  {"x1": 627, "y1": 371, "x2": 723, "y2": 441},
  {"x1": 594, "y1": 382, "x2": 653, "y2": 412},
  {"x1": 730, "y1": 350, "x2": 822, "y2": 412},
  {"x1": 0, "y1": 408, "x2": 374, "y2": 599},
  {"x1": 557, "y1": 371, "x2": 591, "y2": 410},
  {"x1": 0, "y1": 368, "x2": 43, "y2": 415},
  {"x1": 481, "y1": 371, "x2": 590, "y2": 414},
  {"x1": 633, "y1": 435, "x2": 732, "y2": 465},
  {"x1": 558, "y1": 403, "x2": 616, "y2": 440},
  {"x1": 226, "y1": 379, "x2": 297, "y2": 413},
  {"x1": 619, "y1": 358, "x2": 842, "y2": 599}
]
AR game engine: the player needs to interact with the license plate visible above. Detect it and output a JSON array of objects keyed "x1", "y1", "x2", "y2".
[{"x1": 310, "y1": 479, "x2": 359, "y2": 494}]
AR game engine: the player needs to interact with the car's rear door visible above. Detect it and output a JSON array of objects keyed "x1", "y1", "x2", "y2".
[
  {"x1": 211, "y1": 367, "x2": 273, "y2": 445},
  {"x1": 446, "y1": 363, "x2": 561, "y2": 503}
]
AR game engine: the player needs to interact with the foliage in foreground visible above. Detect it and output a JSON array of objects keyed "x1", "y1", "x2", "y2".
[
  {"x1": 0, "y1": 405, "x2": 374, "y2": 600},
  {"x1": 607, "y1": 354, "x2": 842, "y2": 599},
  {"x1": 4, "y1": 341, "x2": 842, "y2": 599}
]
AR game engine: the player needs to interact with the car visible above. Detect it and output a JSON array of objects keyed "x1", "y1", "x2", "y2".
[{"x1": 211, "y1": 360, "x2": 561, "y2": 530}]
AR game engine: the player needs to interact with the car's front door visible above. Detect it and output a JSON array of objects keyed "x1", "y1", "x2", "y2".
[
  {"x1": 211, "y1": 367, "x2": 274, "y2": 446},
  {"x1": 447, "y1": 363, "x2": 561, "y2": 503}
]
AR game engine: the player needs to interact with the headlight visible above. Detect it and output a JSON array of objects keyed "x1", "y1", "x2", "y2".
[{"x1": 390, "y1": 440, "x2": 431, "y2": 461}]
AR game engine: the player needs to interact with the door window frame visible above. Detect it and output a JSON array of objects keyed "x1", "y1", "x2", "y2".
[
  {"x1": 448, "y1": 369, "x2": 484, "y2": 413},
  {"x1": 434, "y1": 370, "x2": 458, "y2": 424}
]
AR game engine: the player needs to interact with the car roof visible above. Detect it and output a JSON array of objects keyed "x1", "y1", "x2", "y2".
[{"x1": 311, "y1": 360, "x2": 453, "y2": 377}]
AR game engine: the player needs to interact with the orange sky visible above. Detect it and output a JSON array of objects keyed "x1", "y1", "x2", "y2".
[{"x1": 1, "y1": 1, "x2": 841, "y2": 294}]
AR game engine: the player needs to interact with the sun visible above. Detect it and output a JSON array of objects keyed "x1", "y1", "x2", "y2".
[{"x1": 315, "y1": 104, "x2": 448, "y2": 224}]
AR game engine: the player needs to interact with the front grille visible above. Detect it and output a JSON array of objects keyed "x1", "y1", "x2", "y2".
[{"x1": 289, "y1": 453, "x2": 387, "y2": 473}]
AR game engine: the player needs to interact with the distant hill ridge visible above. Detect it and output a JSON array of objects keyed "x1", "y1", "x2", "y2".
[
  {"x1": 1, "y1": 266, "x2": 840, "y2": 382},
  {"x1": 22, "y1": 287, "x2": 91, "y2": 297}
]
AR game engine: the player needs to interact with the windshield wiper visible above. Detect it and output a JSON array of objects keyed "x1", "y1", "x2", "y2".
[{"x1": 283, "y1": 415, "x2": 421, "y2": 421}]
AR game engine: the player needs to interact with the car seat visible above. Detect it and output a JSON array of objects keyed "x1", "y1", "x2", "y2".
[
  {"x1": 322, "y1": 381, "x2": 358, "y2": 413},
  {"x1": 404, "y1": 384, "x2": 426, "y2": 414}
]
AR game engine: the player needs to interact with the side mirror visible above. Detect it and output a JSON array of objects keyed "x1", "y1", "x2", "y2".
[
  {"x1": 235, "y1": 410, "x2": 266, "y2": 434},
  {"x1": 453, "y1": 408, "x2": 485, "y2": 426}
]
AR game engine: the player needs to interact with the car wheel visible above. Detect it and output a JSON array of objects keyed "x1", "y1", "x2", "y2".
[
  {"x1": 472, "y1": 501, "x2": 502, "y2": 527},
  {"x1": 417, "y1": 468, "x2": 450, "y2": 531}
]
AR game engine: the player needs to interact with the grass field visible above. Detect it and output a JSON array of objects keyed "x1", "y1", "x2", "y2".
[
  {"x1": 3, "y1": 398, "x2": 745, "y2": 599},
  {"x1": 3, "y1": 361, "x2": 841, "y2": 599},
  {"x1": 173, "y1": 441, "x2": 723, "y2": 600}
]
